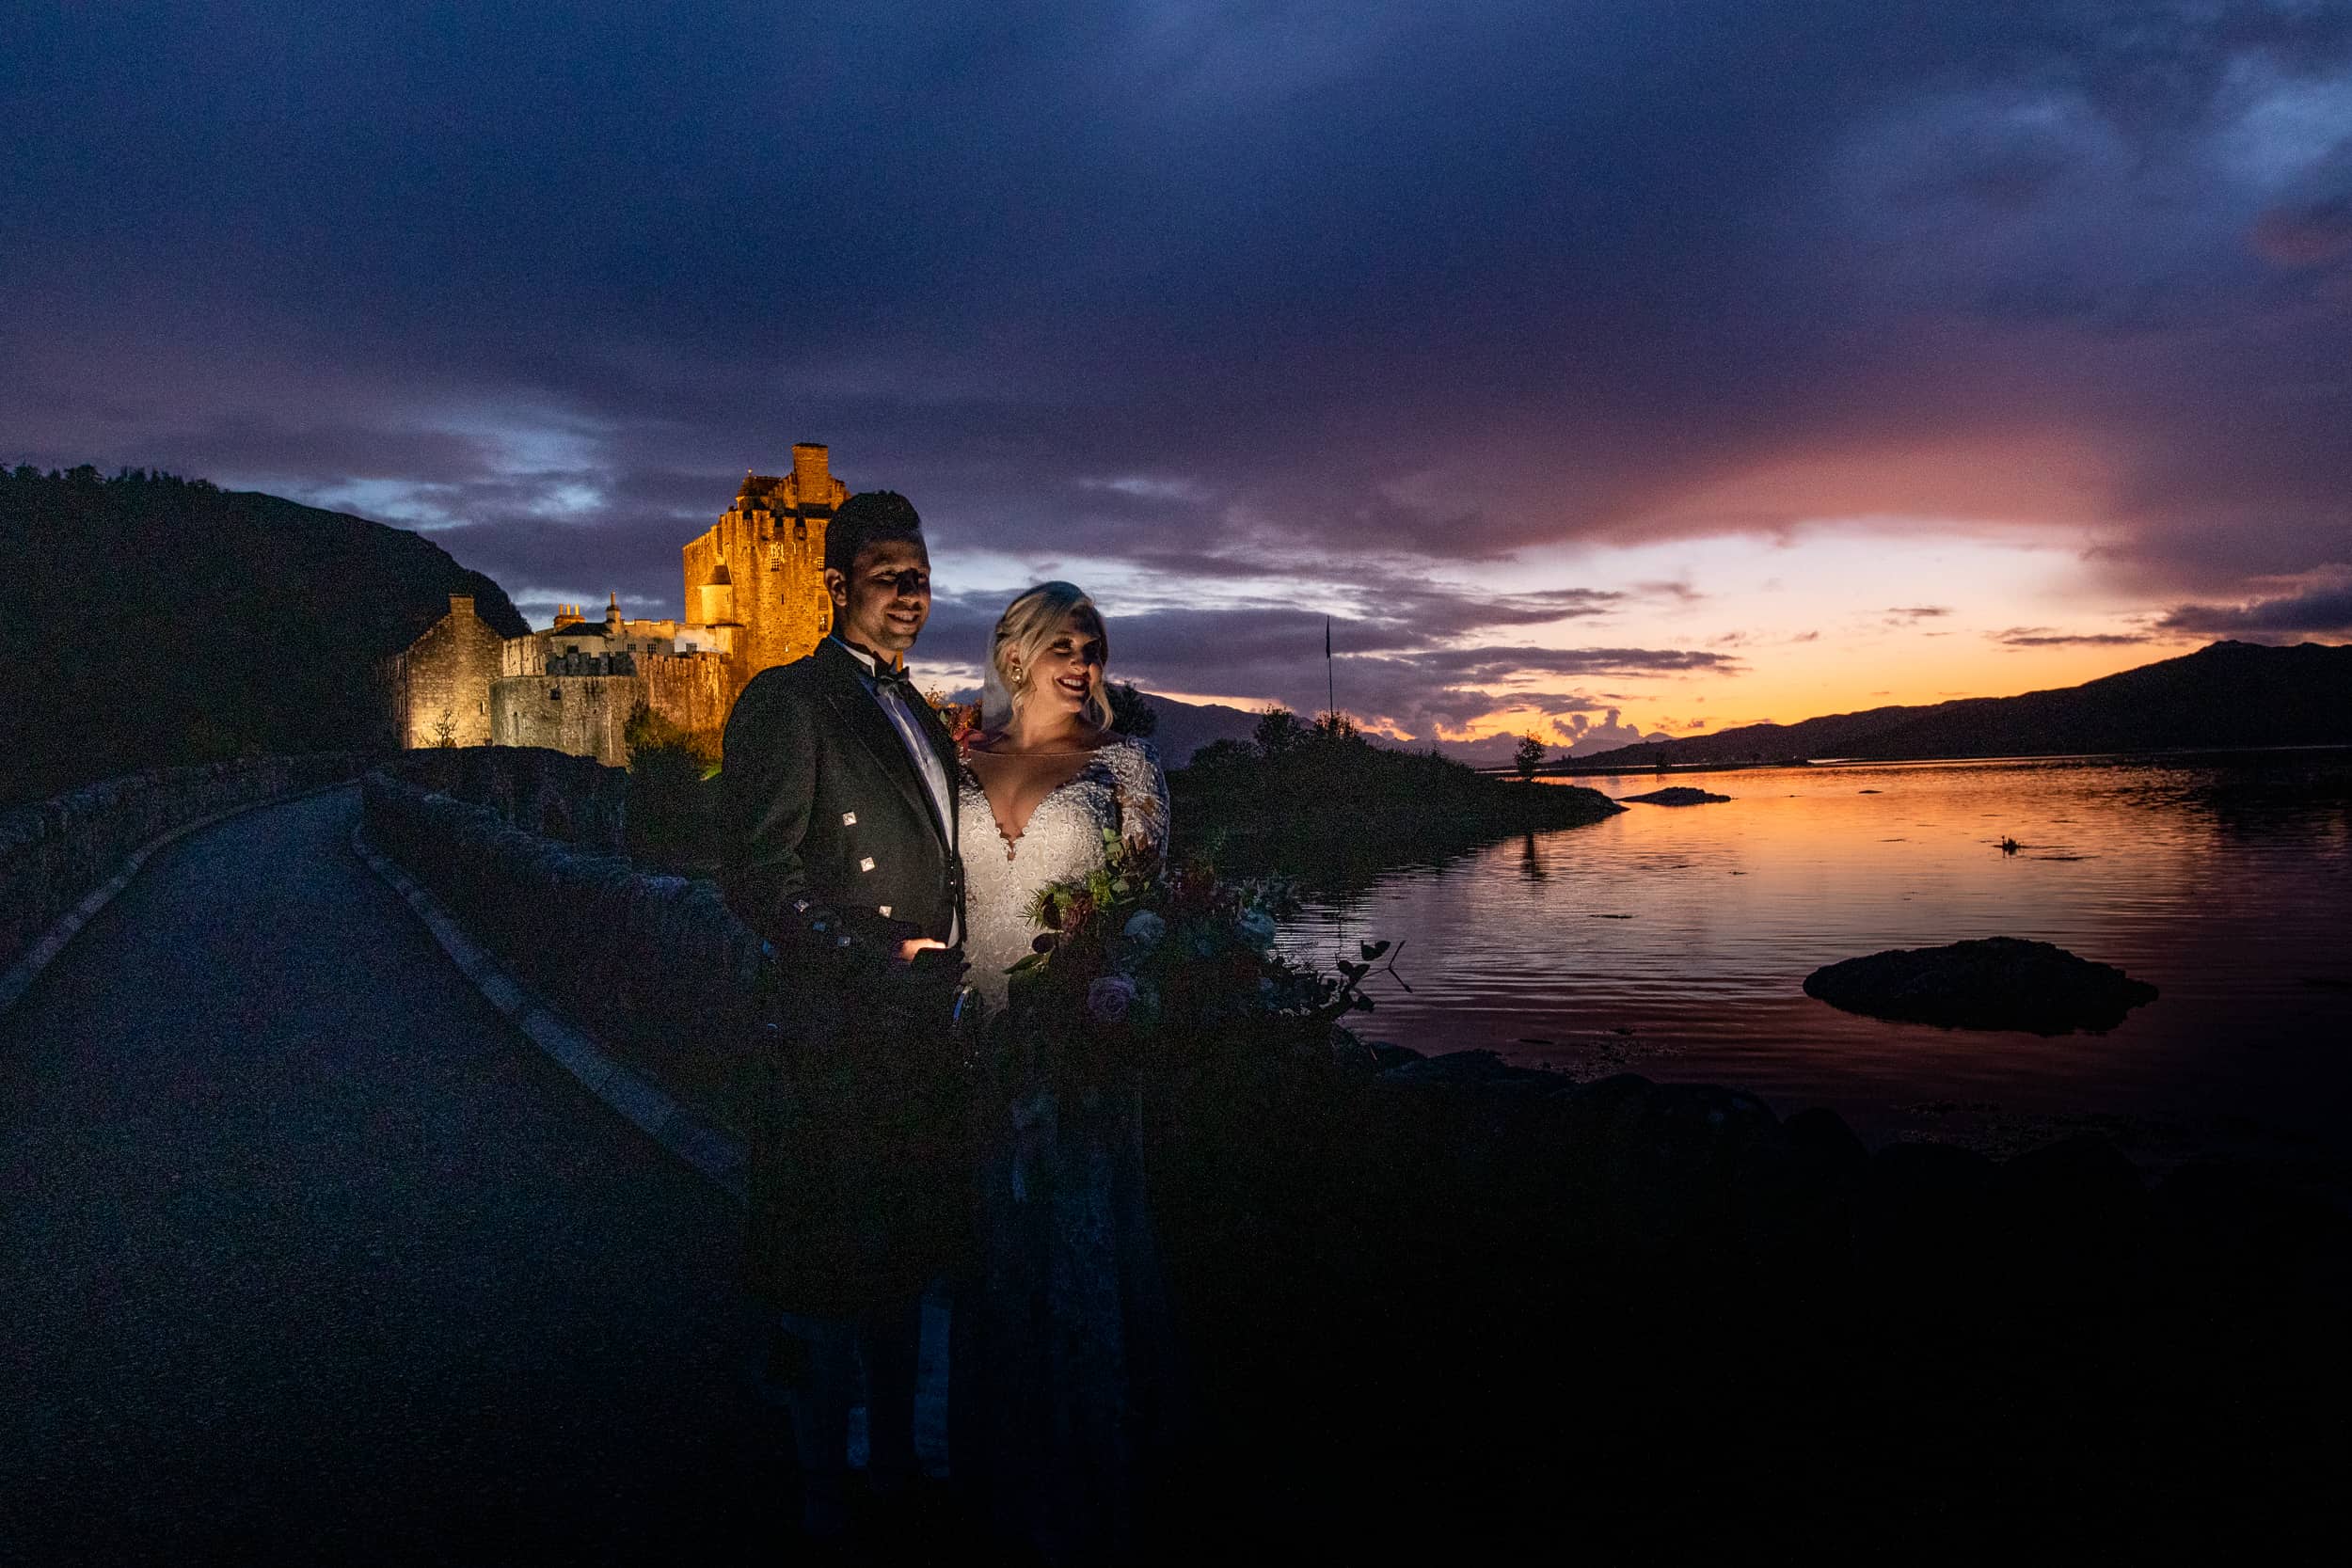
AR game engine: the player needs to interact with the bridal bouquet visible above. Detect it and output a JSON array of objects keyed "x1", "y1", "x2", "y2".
[{"x1": 1005, "y1": 831, "x2": 1379, "y2": 1067}]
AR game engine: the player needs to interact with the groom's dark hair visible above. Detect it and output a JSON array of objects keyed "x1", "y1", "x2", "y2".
[{"x1": 824, "y1": 490, "x2": 926, "y2": 577}]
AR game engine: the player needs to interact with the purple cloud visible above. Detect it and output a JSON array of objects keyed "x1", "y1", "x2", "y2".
[
  {"x1": 2156, "y1": 583, "x2": 2352, "y2": 637},
  {"x1": 4, "y1": 0, "x2": 2349, "y2": 685},
  {"x1": 1992, "y1": 626, "x2": 2155, "y2": 647}
]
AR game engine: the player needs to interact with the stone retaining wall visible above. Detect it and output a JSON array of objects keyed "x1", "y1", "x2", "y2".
[
  {"x1": 373, "y1": 745, "x2": 630, "y2": 851},
  {"x1": 359, "y1": 768, "x2": 763, "y2": 1104},
  {"x1": 0, "y1": 753, "x2": 362, "y2": 975}
]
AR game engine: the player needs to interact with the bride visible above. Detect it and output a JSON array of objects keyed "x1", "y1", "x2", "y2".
[
  {"x1": 960, "y1": 581, "x2": 1168, "y2": 1009},
  {"x1": 956, "y1": 581, "x2": 1176, "y2": 1562}
]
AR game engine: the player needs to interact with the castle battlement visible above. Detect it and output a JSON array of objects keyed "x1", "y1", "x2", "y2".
[{"x1": 680, "y1": 441, "x2": 845, "y2": 698}]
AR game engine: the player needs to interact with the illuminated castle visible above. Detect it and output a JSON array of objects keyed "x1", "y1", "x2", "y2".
[
  {"x1": 386, "y1": 443, "x2": 850, "y2": 764},
  {"x1": 680, "y1": 442, "x2": 848, "y2": 698}
]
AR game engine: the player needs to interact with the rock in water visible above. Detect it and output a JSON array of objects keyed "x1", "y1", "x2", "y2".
[
  {"x1": 1375, "y1": 1048, "x2": 1549, "y2": 1089},
  {"x1": 1803, "y1": 936, "x2": 2157, "y2": 1034},
  {"x1": 1621, "y1": 786, "x2": 1731, "y2": 805}
]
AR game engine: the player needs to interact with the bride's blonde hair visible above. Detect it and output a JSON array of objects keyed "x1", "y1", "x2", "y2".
[{"x1": 981, "y1": 581, "x2": 1112, "y2": 730}]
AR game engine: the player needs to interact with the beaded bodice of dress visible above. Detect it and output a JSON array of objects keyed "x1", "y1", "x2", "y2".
[{"x1": 959, "y1": 735, "x2": 1169, "y2": 1009}]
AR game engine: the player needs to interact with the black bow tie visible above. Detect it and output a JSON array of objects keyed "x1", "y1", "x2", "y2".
[{"x1": 869, "y1": 661, "x2": 920, "y2": 700}]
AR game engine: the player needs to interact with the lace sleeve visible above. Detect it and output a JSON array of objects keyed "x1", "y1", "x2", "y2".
[{"x1": 1107, "y1": 737, "x2": 1170, "y2": 855}]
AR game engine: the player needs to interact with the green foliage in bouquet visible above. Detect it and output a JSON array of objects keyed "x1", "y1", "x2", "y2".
[{"x1": 998, "y1": 829, "x2": 1382, "y2": 1077}]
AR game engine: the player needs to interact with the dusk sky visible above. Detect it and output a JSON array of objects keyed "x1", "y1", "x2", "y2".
[{"x1": 7, "y1": 2, "x2": 2350, "y2": 752}]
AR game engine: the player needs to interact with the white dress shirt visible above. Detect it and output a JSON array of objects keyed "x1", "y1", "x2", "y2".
[{"x1": 833, "y1": 637, "x2": 959, "y2": 942}]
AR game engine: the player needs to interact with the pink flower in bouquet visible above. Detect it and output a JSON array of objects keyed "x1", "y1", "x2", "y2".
[{"x1": 1087, "y1": 974, "x2": 1137, "y2": 1025}]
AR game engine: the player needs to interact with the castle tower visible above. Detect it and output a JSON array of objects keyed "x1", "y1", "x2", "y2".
[{"x1": 680, "y1": 442, "x2": 849, "y2": 700}]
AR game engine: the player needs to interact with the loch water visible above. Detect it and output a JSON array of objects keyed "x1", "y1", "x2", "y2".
[{"x1": 1275, "y1": 751, "x2": 2352, "y2": 1160}]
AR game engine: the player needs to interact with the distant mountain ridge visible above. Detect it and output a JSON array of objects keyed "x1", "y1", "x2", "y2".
[
  {"x1": 1137, "y1": 693, "x2": 1264, "y2": 767},
  {"x1": 1, "y1": 466, "x2": 524, "y2": 805},
  {"x1": 1141, "y1": 697, "x2": 1662, "y2": 768},
  {"x1": 1577, "y1": 641, "x2": 2352, "y2": 768}
]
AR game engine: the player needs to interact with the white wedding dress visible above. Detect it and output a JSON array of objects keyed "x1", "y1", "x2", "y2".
[
  {"x1": 958, "y1": 734, "x2": 1170, "y2": 1010},
  {"x1": 955, "y1": 732, "x2": 1179, "y2": 1563}
]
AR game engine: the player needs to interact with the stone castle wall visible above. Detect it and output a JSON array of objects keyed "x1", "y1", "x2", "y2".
[
  {"x1": 680, "y1": 442, "x2": 844, "y2": 701},
  {"x1": 389, "y1": 596, "x2": 504, "y2": 748},
  {"x1": 682, "y1": 505, "x2": 834, "y2": 699},
  {"x1": 490, "y1": 673, "x2": 639, "y2": 767},
  {"x1": 640, "y1": 651, "x2": 734, "y2": 749},
  {"x1": 485, "y1": 652, "x2": 731, "y2": 767}
]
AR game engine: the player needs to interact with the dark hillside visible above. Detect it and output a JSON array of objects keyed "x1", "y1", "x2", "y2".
[
  {"x1": 1138, "y1": 692, "x2": 1263, "y2": 767},
  {"x1": 1578, "y1": 641, "x2": 2352, "y2": 768},
  {"x1": 0, "y1": 465, "x2": 524, "y2": 805}
]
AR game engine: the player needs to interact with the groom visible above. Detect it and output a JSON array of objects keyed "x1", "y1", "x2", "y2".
[{"x1": 718, "y1": 489, "x2": 969, "y2": 1540}]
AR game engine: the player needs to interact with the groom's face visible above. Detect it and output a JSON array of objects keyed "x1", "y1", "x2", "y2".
[{"x1": 827, "y1": 537, "x2": 932, "y2": 659}]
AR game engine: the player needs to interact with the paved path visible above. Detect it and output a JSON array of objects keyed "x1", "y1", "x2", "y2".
[{"x1": 0, "y1": 787, "x2": 795, "y2": 1563}]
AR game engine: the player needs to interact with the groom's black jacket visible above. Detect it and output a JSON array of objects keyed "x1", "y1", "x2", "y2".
[
  {"x1": 718, "y1": 636, "x2": 970, "y2": 1315},
  {"x1": 719, "y1": 637, "x2": 964, "y2": 969}
]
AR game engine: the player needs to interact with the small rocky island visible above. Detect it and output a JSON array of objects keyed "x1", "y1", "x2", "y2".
[
  {"x1": 1804, "y1": 936, "x2": 2158, "y2": 1034},
  {"x1": 1621, "y1": 785, "x2": 1731, "y2": 806}
]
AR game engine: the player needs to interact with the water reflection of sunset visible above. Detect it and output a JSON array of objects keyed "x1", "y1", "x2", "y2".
[{"x1": 1280, "y1": 754, "x2": 2352, "y2": 1153}]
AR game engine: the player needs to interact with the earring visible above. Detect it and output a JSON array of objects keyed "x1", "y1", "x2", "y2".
[{"x1": 1009, "y1": 666, "x2": 1025, "y2": 687}]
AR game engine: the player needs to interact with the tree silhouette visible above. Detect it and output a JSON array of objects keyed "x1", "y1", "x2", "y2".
[
  {"x1": 1108, "y1": 679, "x2": 1158, "y2": 737},
  {"x1": 1254, "y1": 704, "x2": 1308, "y2": 757},
  {"x1": 1312, "y1": 709, "x2": 1361, "y2": 743}
]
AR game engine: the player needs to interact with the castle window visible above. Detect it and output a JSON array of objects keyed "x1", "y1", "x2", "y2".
[{"x1": 549, "y1": 687, "x2": 562, "y2": 702}]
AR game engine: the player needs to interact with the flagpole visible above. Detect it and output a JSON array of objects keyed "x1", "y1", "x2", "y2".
[{"x1": 1326, "y1": 616, "x2": 1335, "y2": 721}]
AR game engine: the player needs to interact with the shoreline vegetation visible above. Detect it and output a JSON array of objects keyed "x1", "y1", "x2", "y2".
[{"x1": 1169, "y1": 705, "x2": 1622, "y2": 880}]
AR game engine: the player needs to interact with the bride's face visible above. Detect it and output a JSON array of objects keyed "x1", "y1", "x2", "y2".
[{"x1": 1015, "y1": 610, "x2": 1107, "y2": 720}]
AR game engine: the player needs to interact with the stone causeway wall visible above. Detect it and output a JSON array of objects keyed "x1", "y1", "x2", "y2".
[
  {"x1": 373, "y1": 744, "x2": 632, "y2": 852},
  {"x1": 1, "y1": 753, "x2": 362, "y2": 975},
  {"x1": 360, "y1": 767, "x2": 767, "y2": 1104}
]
